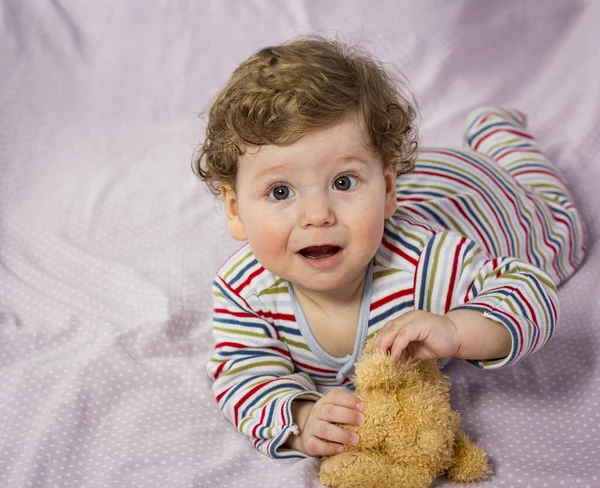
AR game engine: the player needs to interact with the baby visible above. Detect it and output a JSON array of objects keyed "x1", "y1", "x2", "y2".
[{"x1": 194, "y1": 37, "x2": 585, "y2": 459}]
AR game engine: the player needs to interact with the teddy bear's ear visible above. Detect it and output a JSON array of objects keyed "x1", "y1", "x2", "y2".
[{"x1": 353, "y1": 343, "x2": 404, "y2": 393}]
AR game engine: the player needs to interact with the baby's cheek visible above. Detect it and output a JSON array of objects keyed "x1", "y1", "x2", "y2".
[
  {"x1": 249, "y1": 226, "x2": 290, "y2": 267},
  {"x1": 353, "y1": 206, "x2": 386, "y2": 247}
]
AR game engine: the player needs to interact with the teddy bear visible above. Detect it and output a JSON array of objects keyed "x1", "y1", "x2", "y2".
[{"x1": 319, "y1": 340, "x2": 492, "y2": 488}]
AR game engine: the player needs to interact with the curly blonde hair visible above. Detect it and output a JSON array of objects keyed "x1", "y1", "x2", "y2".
[{"x1": 193, "y1": 36, "x2": 418, "y2": 195}]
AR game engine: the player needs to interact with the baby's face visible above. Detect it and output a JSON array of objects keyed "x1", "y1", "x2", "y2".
[{"x1": 221, "y1": 117, "x2": 397, "y2": 294}]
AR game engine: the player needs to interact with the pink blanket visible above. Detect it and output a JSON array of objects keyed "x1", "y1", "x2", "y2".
[{"x1": 1, "y1": 1, "x2": 598, "y2": 487}]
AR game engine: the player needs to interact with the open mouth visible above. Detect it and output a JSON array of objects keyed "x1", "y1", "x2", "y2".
[{"x1": 298, "y1": 245, "x2": 341, "y2": 260}]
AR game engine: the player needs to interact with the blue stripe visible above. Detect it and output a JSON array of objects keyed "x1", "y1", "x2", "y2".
[
  {"x1": 490, "y1": 142, "x2": 532, "y2": 159},
  {"x1": 214, "y1": 317, "x2": 273, "y2": 337},
  {"x1": 464, "y1": 111, "x2": 489, "y2": 135},
  {"x1": 453, "y1": 304, "x2": 519, "y2": 365},
  {"x1": 397, "y1": 189, "x2": 447, "y2": 198},
  {"x1": 467, "y1": 120, "x2": 516, "y2": 146},
  {"x1": 229, "y1": 258, "x2": 260, "y2": 286},
  {"x1": 276, "y1": 325, "x2": 303, "y2": 336},
  {"x1": 369, "y1": 300, "x2": 413, "y2": 325},
  {"x1": 421, "y1": 151, "x2": 532, "y2": 261},
  {"x1": 419, "y1": 156, "x2": 517, "y2": 241},
  {"x1": 552, "y1": 206, "x2": 579, "y2": 266},
  {"x1": 417, "y1": 237, "x2": 435, "y2": 310},
  {"x1": 415, "y1": 203, "x2": 448, "y2": 228},
  {"x1": 383, "y1": 226, "x2": 420, "y2": 256},
  {"x1": 241, "y1": 382, "x2": 306, "y2": 419},
  {"x1": 221, "y1": 374, "x2": 264, "y2": 407},
  {"x1": 532, "y1": 199, "x2": 566, "y2": 282},
  {"x1": 258, "y1": 398, "x2": 278, "y2": 440},
  {"x1": 524, "y1": 270, "x2": 556, "y2": 342},
  {"x1": 218, "y1": 349, "x2": 284, "y2": 359},
  {"x1": 269, "y1": 396, "x2": 304, "y2": 459}
]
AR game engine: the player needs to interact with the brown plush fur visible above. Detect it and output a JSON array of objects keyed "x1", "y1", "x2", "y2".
[{"x1": 319, "y1": 341, "x2": 492, "y2": 488}]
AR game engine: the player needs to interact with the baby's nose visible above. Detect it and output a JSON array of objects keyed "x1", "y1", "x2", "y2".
[{"x1": 300, "y1": 194, "x2": 336, "y2": 227}]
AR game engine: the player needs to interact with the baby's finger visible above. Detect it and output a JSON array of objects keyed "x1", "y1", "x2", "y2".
[
  {"x1": 314, "y1": 420, "x2": 360, "y2": 447},
  {"x1": 319, "y1": 404, "x2": 364, "y2": 426},
  {"x1": 304, "y1": 436, "x2": 344, "y2": 457},
  {"x1": 389, "y1": 322, "x2": 428, "y2": 361},
  {"x1": 373, "y1": 320, "x2": 403, "y2": 353},
  {"x1": 323, "y1": 389, "x2": 364, "y2": 412}
]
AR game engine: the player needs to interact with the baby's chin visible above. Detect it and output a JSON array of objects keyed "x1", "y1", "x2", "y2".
[{"x1": 283, "y1": 266, "x2": 371, "y2": 297}]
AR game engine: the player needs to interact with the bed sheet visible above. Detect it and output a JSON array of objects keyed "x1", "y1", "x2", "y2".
[{"x1": 1, "y1": 1, "x2": 599, "y2": 487}]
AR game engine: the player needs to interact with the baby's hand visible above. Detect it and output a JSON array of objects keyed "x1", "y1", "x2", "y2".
[
  {"x1": 291, "y1": 390, "x2": 364, "y2": 457},
  {"x1": 372, "y1": 310, "x2": 461, "y2": 361}
]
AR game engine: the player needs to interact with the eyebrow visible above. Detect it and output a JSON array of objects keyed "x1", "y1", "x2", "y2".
[
  {"x1": 255, "y1": 156, "x2": 368, "y2": 180},
  {"x1": 255, "y1": 163, "x2": 294, "y2": 180}
]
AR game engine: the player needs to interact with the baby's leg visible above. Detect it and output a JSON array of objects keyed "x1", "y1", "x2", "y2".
[
  {"x1": 464, "y1": 107, "x2": 586, "y2": 284},
  {"x1": 397, "y1": 109, "x2": 585, "y2": 286}
]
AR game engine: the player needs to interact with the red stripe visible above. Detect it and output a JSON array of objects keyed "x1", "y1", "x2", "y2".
[
  {"x1": 252, "y1": 407, "x2": 267, "y2": 439},
  {"x1": 554, "y1": 215, "x2": 576, "y2": 273},
  {"x1": 280, "y1": 400, "x2": 287, "y2": 426},
  {"x1": 494, "y1": 147, "x2": 539, "y2": 160},
  {"x1": 216, "y1": 384, "x2": 233, "y2": 403},
  {"x1": 414, "y1": 165, "x2": 512, "y2": 255},
  {"x1": 218, "y1": 277, "x2": 281, "y2": 341},
  {"x1": 215, "y1": 308, "x2": 256, "y2": 319},
  {"x1": 370, "y1": 287, "x2": 412, "y2": 311},
  {"x1": 507, "y1": 286, "x2": 541, "y2": 357},
  {"x1": 449, "y1": 197, "x2": 489, "y2": 253},
  {"x1": 511, "y1": 167, "x2": 558, "y2": 179},
  {"x1": 234, "y1": 265, "x2": 266, "y2": 294},
  {"x1": 294, "y1": 359, "x2": 336, "y2": 374},
  {"x1": 473, "y1": 127, "x2": 533, "y2": 152},
  {"x1": 532, "y1": 208, "x2": 561, "y2": 281},
  {"x1": 394, "y1": 215, "x2": 435, "y2": 233},
  {"x1": 233, "y1": 378, "x2": 278, "y2": 425},
  {"x1": 214, "y1": 361, "x2": 227, "y2": 380},
  {"x1": 425, "y1": 150, "x2": 533, "y2": 263},
  {"x1": 396, "y1": 196, "x2": 427, "y2": 202},
  {"x1": 382, "y1": 237, "x2": 418, "y2": 266},
  {"x1": 444, "y1": 237, "x2": 466, "y2": 313},
  {"x1": 255, "y1": 310, "x2": 296, "y2": 322}
]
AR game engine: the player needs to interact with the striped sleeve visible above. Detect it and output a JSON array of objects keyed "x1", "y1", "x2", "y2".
[
  {"x1": 206, "y1": 275, "x2": 322, "y2": 459},
  {"x1": 414, "y1": 230, "x2": 559, "y2": 368}
]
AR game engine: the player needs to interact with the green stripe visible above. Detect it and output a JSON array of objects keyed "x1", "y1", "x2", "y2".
[
  {"x1": 486, "y1": 137, "x2": 522, "y2": 155},
  {"x1": 387, "y1": 217, "x2": 425, "y2": 249},
  {"x1": 281, "y1": 336, "x2": 311, "y2": 351},
  {"x1": 259, "y1": 285, "x2": 289, "y2": 297},
  {"x1": 239, "y1": 387, "x2": 302, "y2": 432},
  {"x1": 419, "y1": 157, "x2": 530, "y2": 256},
  {"x1": 225, "y1": 360, "x2": 293, "y2": 377},
  {"x1": 223, "y1": 250, "x2": 254, "y2": 279},
  {"x1": 213, "y1": 325, "x2": 265, "y2": 339},
  {"x1": 374, "y1": 268, "x2": 401, "y2": 279},
  {"x1": 427, "y1": 232, "x2": 448, "y2": 311},
  {"x1": 399, "y1": 182, "x2": 459, "y2": 195}
]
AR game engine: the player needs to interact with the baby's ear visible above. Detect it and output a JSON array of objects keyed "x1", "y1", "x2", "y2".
[
  {"x1": 384, "y1": 164, "x2": 398, "y2": 219},
  {"x1": 221, "y1": 184, "x2": 247, "y2": 241}
]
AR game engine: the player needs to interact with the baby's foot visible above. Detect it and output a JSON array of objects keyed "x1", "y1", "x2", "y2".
[{"x1": 466, "y1": 106, "x2": 527, "y2": 131}]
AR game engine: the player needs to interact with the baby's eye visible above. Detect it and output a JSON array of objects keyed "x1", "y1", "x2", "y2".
[
  {"x1": 268, "y1": 185, "x2": 295, "y2": 200},
  {"x1": 333, "y1": 175, "x2": 358, "y2": 191}
]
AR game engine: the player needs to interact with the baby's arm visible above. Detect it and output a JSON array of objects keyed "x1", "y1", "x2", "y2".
[
  {"x1": 424, "y1": 231, "x2": 558, "y2": 368},
  {"x1": 375, "y1": 231, "x2": 558, "y2": 368},
  {"x1": 208, "y1": 276, "x2": 362, "y2": 458}
]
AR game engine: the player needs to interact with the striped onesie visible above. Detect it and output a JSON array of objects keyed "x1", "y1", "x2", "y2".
[{"x1": 207, "y1": 108, "x2": 586, "y2": 458}]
